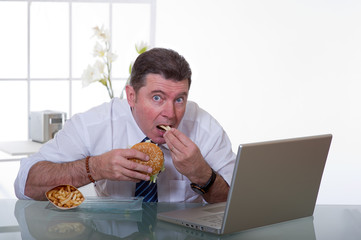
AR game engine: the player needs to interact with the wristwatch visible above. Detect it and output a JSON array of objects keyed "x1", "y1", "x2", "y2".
[{"x1": 190, "y1": 168, "x2": 217, "y2": 195}]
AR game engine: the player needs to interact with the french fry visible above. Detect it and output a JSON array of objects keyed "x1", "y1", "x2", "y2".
[
  {"x1": 46, "y1": 185, "x2": 85, "y2": 209},
  {"x1": 158, "y1": 125, "x2": 171, "y2": 131}
]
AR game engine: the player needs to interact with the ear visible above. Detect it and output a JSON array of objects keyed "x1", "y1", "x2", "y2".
[{"x1": 126, "y1": 85, "x2": 136, "y2": 107}]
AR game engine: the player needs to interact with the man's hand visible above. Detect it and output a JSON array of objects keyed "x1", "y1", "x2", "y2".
[
  {"x1": 163, "y1": 128, "x2": 229, "y2": 203},
  {"x1": 25, "y1": 148, "x2": 154, "y2": 200},
  {"x1": 163, "y1": 128, "x2": 210, "y2": 184},
  {"x1": 90, "y1": 148, "x2": 154, "y2": 182}
]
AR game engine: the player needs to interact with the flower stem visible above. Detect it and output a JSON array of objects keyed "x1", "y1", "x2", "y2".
[{"x1": 105, "y1": 41, "x2": 114, "y2": 99}]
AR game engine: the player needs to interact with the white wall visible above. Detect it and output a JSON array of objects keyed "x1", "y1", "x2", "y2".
[{"x1": 157, "y1": 0, "x2": 361, "y2": 204}]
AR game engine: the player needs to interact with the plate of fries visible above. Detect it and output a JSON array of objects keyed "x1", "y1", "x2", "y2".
[{"x1": 46, "y1": 185, "x2": 85, "y2": 210}]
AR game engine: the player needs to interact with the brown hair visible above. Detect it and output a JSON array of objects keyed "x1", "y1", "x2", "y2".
[{"x1": 129, "y1": 48, "x2": 192, "y2": 93}]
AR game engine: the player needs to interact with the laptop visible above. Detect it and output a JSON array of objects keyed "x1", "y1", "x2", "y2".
[{"x1": 157, "y1": 134, "x2": 332, "y2": 235}]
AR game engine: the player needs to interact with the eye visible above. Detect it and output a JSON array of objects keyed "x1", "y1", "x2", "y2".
[
  {"x1": 153, "y1": 95, "x2": 161, "y2": 101},
  {"x1": 176, "y1": 97, "x2": 184, "y2": 104}
]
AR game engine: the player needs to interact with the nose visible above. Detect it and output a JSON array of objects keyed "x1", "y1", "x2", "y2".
[{"x1": 162, "y1": 101, "x2": 176, "y2": 120}]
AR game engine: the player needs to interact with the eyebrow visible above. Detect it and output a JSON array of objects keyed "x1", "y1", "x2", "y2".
[{"x1": 151, "y1": 90, "x2": 188, "y2": 98}]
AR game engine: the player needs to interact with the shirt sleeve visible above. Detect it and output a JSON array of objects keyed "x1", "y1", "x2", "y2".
[
  {"x1": 206, "y1": 129, "x2": 236, "y2": 186},
  {"x1": 14, "y1": 114, "x2": 89, "y2": 200},
  {"x1": 195, "y1": 118, "x2": 236, "y2": 186},
  {"x1": 182, "y1": 101, "x2": 236, "y2": 186},
  {"x1": 14, "y1": 153, "x2": 41, "y2": 199}
]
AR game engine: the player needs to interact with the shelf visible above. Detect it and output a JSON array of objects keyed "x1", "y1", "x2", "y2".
[{"x1": 0, "y1": 141, "x2": 42, "y2": 156}]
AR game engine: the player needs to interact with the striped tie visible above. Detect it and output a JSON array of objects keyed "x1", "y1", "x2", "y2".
[{"x1": 135, "y1": 137, "x2": 158, "y2": 202}]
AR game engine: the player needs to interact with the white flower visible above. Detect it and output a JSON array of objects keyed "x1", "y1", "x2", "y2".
[
  {"x1": 92, "y1": 25, "x2": 110, "y2": 41},
  {"x1": 93, "y1": 60, "x2": 105, "y2": 74},
  {"x1": 81, "y1": 65, "x2": 101, "y2": 88},
  {"x1": 107, "y1": 52, "x2": 118, "y2": 63},
  {"x1": 83, "y1": 25, "x2": 149, "y2": 99},
  {"x1": 93, "y1": 42, "x2": 105, "y2": 58},
  {"x1": 135, "y1": 41, "x2": 149, "y2": 54}
]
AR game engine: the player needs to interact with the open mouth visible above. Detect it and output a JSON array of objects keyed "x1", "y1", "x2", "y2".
[{"x1": 157, "y1": 125, "x2": 171, "y2": 131}]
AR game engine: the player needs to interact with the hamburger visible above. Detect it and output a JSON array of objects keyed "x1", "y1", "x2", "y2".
[{"x1": 129, "y1": 141, "x2": 165, "y2": 183}]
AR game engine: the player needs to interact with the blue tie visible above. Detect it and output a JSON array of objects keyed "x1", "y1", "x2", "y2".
[{"x1": 135, "y1": 137, "x2": 158, "y2": 202}]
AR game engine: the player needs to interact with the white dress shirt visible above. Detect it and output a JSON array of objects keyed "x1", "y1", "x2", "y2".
[{"x1": 14, "y1": 98, "x2": 236, "y2": 202}]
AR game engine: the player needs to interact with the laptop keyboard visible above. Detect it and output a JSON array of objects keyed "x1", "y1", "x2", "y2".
[{"x1": 197, "y1": 212, "x2": 224, "y2": 225}]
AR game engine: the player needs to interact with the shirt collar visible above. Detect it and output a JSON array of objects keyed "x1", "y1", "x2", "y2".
[{"x1": 123, "y1": 102, "x2": 147, "y2": 146}]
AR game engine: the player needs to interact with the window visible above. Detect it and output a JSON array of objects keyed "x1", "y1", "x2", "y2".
[{"x1": 0, "y1": 0, "x2": 156, "y2": 141}]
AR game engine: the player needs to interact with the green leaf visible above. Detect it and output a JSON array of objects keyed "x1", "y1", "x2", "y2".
[
  {"x1": 150, "y1": 174, "x2": 158, "y2": 183},
  {"x1": 138, "y1": 47, "x2": 147, "y2": 54},
  {"x1": 99, "y1": 79, "x2": 107, "y2": 86},
  {"x1": 150, "y1": 165, "x2": 165, "y2": 183}
]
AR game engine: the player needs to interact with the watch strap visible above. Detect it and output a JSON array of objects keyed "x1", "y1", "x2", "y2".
[{"x1": 190, "y1": 168, "x2": 217, "y2": 194}]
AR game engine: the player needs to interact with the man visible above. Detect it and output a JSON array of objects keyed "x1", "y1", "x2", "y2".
[{"x1": 14, "y1": 48, "x2": 236, "y2": 203}]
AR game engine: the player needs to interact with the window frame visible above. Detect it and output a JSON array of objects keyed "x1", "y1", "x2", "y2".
[{"x1": 0, "y1": 0, "x2": 156, "y2": 139}]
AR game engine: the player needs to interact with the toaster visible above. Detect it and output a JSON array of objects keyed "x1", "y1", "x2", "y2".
[{"x1": 30, "y1": 111, "x2": 67, "y2": 143}]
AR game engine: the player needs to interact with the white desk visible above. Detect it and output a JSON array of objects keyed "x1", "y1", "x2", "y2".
[
  {"x1": 0, "y1": 141, "x2": 42, "y2": 156},
  {"x1": 1, "y1": 200, "x2": 361, "y2": 240}
]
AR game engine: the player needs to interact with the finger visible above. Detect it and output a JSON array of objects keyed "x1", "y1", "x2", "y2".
[
  {"x1": 169, "y1": 128, "x2": 191, "y2": 146},
  {"x1": 164, "y1": 128, "x2": 187, "y2": 152},
  {"x1": 122, "y1": 168, "x2": 151, "y2": 182},
  {"x1": 122, "y1": 157, "x2": 153, "y2": 174},
  {"x1": 116, "y1": 149, "x2": 150, "y2": 162},
  {"x1": 117, "y1": 160, "x2": 152, "y2": 180}
]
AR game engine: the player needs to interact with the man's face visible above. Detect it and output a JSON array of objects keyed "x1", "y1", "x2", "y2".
[{"x1": 126, "y1": 73, "x2": 189, "y2": 144}]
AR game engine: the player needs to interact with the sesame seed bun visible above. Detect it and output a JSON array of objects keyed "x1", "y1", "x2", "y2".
[{"x1": 129, "y1": 142, "x2": 165, "y2": 182}]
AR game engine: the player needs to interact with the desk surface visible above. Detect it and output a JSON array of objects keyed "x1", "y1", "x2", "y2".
[{"x1": 0, "y1": 199, "x2": 360, "y2": 240}]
